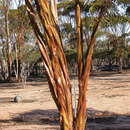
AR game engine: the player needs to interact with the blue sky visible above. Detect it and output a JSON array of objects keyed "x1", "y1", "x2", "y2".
[{"x1": 11, "y1": 0, "x2": 25, "y2": 9}]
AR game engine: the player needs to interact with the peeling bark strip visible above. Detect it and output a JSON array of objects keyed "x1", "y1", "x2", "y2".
[
  {"x1": 50, "y1": 0, "x2": 58, "y2": 22},
  {"x1": 75, "y1": 1, "x2": 83, "y2": 79},
  {"x1": 25, "y1": 0, "x2": 110, "y2": 129}
]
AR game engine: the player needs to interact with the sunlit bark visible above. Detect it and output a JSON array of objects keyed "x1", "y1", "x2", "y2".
[
  {"x1": 50, "y1": 0, "x2": 58, "y2": 22},
  {"x1": 25, "y1": 0, "x2": 109, "y2": 129}
]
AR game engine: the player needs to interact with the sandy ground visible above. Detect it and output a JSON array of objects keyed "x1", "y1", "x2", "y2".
[{"x1": 0, "y1": 71, "x2": 130, "y2": 130}]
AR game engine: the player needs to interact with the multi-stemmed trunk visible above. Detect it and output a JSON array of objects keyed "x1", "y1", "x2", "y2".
[{"x1": 25, "y1": 0, "x2": 108, "y2": 129}]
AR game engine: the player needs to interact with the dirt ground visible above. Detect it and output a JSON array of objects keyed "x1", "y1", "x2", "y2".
[{"x1": 0, "y1": 71, "x2": 130, "y2": 130}]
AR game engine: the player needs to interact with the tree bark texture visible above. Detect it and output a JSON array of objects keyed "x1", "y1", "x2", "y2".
[{"x1": 25, "y1": 0, "x2": 107, "y2": 129}]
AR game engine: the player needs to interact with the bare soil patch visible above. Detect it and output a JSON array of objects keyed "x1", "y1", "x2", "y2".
[{"x1": 0, "y1": 71, "x2": 130, "y2": 130}]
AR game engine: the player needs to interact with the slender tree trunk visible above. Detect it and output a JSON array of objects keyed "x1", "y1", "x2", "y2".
[
  {"x1": 0, "y1": 36, "x2": 7, "y2": 80},
  {"x1": 15, "y1": 41, "x2": 19, "y2": 81},
  {"x1": 119, "y1": 57, "x2": 123, "y2": 73},
  {"x1": 0, "y1": 60, "x2": 6, "y2": 80},
  {"x1": 4, "y1": 0, "x2": 12, "y2": 80},
  {"x1": 15, "y1": 32, "x2": 24, "y2": 82},
  {"x1": 17, "y1": 39, "x2": 22, "y2": 82}
]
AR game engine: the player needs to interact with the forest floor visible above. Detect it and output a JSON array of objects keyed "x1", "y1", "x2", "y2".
[{"x1": 0, "y1": 71, "x2": 130, "y2": 130}]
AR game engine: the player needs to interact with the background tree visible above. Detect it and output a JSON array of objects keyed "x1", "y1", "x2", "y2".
[
  {"x1": 0, "y1": 0, "x2": 12, "y2": 80},
  {"x1": 0, "y1": 0, "x2": 41, "y2": 82},
  {"x1": 8, "y1": 2, "x2": 31, "y2": 81}
]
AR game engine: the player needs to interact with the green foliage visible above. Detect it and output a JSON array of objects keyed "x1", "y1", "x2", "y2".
[
  {"x1": 65, "y1": 49, "x2": 77, "y2": 70},
  {"x1": 58, "y1": 0, "x2": 74, "y2": 16},
  {"x1": 62, "y1": 23, "x2": 73, "y2": 34},
  {"x1": 89, "y1": 0, "x2": 112, "y2": 13},
  {"x1": 58, "y1": 0, "x2": 74, "y2": 9},
  {"x1": 126, "y1": 6, "x2": 130, "y2": 16},
  {"x1": 21, "y1": 45, "x2": 40, "y2": 64},
  {"x1": 101, "y1": 15, "x2": 130, "y2": 28},
  {"x1": 8, "y1": 5, "x2": 30, "y2": 32},
  {"x1": 118, "y1": 0, "x2": 130, "y2": 4}
]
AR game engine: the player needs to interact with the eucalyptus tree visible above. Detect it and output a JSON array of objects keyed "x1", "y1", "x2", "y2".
[
  {"x1": 0, "y1": 0, "x2": 12, "y2": 80},
  {"x1": 8, "y1": 2, "x2": 31, "y2": 81},
  {"x1": 0, "y1": 0, "x2": 34, "y2": 81},
  {"x1": 25, "y1": 0, "x2": 112, "y2": 129},
  {"x1": 101, "y1": 3, "x2": 130, "y2": 72},
  {"x1": 90, "y1": 0, "x2": 130, "y2": 72},
  {"x1": 0, "y1": 17, "x2": 8, "y2": 80}
]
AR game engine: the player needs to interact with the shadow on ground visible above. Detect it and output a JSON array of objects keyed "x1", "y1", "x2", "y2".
[
  {"x1": 0, "y1": 83, "x2": 23, "y2": 89},
  {"x1": 0, "y1": 108, "x2": 130, "y2": 130},
  {"x1": 90, "y1": 71, "x2": 128, "y2": 77},
  {"x1": 87, "y1": 108, "x2": 130, "y2": 130},
  {"x1": 12, "y1": 109, "x2": 59, "y2": 126}
]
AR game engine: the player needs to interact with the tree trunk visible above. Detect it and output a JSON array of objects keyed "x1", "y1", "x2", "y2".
[
  {"x1": 119, "y1": 57, "x2": 123, "y2": 73},
  {"x1": 0, "y1": 60, "x2": 6, "y2": 80},
  {"x1": 25, "y1": 0, "x2": 108, "y2": 129},
  {"x1": 15, "y1": 44, "x2": 21, "y2": 82},
  {"x1": 15, "y1": 32, "x2": 24, "y2": 82},
  {"x1": 4, "y1": 0, "x2": 12, "y2": 80},
  {"x1": 15, "y1": 41, "x2": 19, "y2": 81}
]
